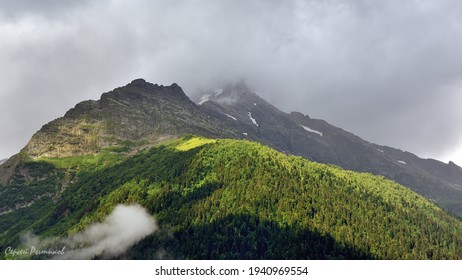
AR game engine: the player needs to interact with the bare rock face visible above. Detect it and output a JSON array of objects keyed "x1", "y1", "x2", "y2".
[
  {"x1": 22, "y1": 79, "x2": 235, "y2": 158},
  {"x1": 23, "y1": 118, "x2": 106, "y2": 158}
]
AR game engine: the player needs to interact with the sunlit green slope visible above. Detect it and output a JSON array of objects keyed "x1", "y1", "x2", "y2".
[{"x1": 1, "y1": 136, "x2": 462, "y2": 259}]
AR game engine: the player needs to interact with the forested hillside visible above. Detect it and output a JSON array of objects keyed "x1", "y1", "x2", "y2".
[{"x1": 2, "y1": 136, "x2": 461, "y2": 259}]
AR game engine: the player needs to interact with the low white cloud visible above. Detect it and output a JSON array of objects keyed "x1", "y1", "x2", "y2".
[
  {"x1": 62, "y1": 204, "x2": 157, "y2": 259},
  {"x1": 18, "y1": 204, "x2": 157, "y2": 260}
]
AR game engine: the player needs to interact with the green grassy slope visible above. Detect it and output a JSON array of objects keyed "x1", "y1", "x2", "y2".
[{"x1": 1, "y1": 136, "x2": 462, "y2": 259}]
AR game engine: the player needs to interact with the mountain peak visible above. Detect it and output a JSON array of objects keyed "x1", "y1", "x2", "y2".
[
  {"x1": 124, "y1": 79, "x2": 188, "y2": 101},
  {"x1": 21, "y1": 80, "x2": 232, "y2": 158},
  {"x1": 126, "y1": 78, "x2": 181, "y2": 90},
  {"x1": 196, "y1": 81, "x2": 266, "y2": 108},
  {"x1": 126, "y1": 78, "x2": 158, "y2": 91},
  {"x1": 129, "y1": 78, "x2": 147, "y2": 85},
  {"x1": 226, "y1": 80, "x2": 250, "y2": 92}
]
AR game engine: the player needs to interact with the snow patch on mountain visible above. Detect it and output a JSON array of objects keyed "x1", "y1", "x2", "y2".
[
  {"x1": 248, "y1": 112, "x2": 258, "y2": 126},
  {"x1": 225, "y1": 113, "x2": 237, "y2": 121},
  {"x1": 214, "y1": 89, "x2": 224, "y2": 96},
  {"x1": 301, "y1": 125, "x2": 323, "y2": 136},
  {"x1": 398, "y1": 160, "x2": 407, "y2": 165},
  {"x1": 198, "y1": 94, "x2": 211, "y2": 105}
]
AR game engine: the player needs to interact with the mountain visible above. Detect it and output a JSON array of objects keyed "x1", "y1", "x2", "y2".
[
  {"x1": 1, "y1": 79, "x2": 462, "y2": 260},
  {"x1": 22, "y1": 79, "x2": 236, "y2": 159},
  {"x1": 197, "y1": 83, "x2": 462, "y2": 216},
  {"x1": 0, "y1": 159, "x2": 6, "y2": 165}
]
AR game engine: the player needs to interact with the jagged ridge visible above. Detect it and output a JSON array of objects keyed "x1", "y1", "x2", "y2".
[{"x1": 22, "y1": 79, "x2": 236, "y2": 158}]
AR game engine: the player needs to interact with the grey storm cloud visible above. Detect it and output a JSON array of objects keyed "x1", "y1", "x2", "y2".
[{"x1": 1, "y1": 0, "x2": 462, "y2": 164}]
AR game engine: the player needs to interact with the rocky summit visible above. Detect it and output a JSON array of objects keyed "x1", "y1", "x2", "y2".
[{"x1": 22, "y1": 79, "x2": 236, "y2": 159}]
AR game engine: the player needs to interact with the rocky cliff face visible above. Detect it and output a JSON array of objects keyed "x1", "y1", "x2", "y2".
[{"x1": 22, "y1": 79, "x2": 236, "y2": 158}]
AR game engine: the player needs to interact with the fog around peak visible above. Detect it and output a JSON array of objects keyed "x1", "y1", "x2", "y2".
[{"x1": 1, "y1": 0, "x2": 461, "y2": 164}]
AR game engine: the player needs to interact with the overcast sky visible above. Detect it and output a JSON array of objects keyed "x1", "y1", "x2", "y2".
[{"x1": 1, "y1": 0, "x2": 462, "y2": 165}]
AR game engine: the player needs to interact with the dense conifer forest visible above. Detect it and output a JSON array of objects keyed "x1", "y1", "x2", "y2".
[{"x1": 1, "y1": 136, "x2": 462, "y2": 259}]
